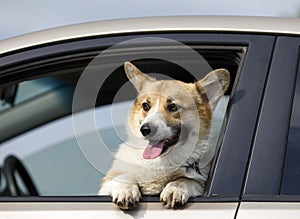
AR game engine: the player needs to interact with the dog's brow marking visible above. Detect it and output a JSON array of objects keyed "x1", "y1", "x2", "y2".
[
  {"x1": 153, "y1": 99, "x2": 160, "y2": 114},
  {"x1": 142, "y1": 99, "x2": 160, "y2": 125}
]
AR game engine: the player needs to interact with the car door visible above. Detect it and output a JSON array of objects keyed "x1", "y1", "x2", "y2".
[
  {"x1": 237, "y1": 36, "x2": 300, "y2": 218},
  {"x1": 0, "y1": 32, "x2": 274, "y2": 218}
]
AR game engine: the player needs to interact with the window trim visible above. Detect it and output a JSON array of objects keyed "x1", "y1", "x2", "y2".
[
  {"x1": 243, "y1": 36, "x2": 300, "y2": 200},
  {"x1": 281, "y1": 56, "x2": 300, "y2": 196},
  {"x1": 207, "y1": 34, "x2": 275, "y2": 197},
  {"x1": 0, "y1": 195, "x2": 239, "y2": 203}
]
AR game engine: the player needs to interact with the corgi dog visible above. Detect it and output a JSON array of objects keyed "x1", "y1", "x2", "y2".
[{"x1": 99, "y1": 62, "x2": 230, "y2": 210}]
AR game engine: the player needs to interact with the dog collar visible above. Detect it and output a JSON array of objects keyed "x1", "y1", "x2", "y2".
[{"x1": 185, "y1": 162, "x2": 207, "y2": 183}]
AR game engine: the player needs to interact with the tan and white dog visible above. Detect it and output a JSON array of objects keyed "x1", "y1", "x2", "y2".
[{"x1": 99, "y1": 62, "x2": 230, "y2": 210}]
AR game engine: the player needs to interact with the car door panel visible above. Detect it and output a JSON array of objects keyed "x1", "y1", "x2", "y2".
[
  {"x1": 0, "y1": 202, "x2": 238, "y2": 219},
  {"x1": 237, "y1": 202, "x2": 300, "y2": 219}
]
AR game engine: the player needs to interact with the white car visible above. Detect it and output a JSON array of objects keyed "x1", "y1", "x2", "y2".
[{"x1": 1, "y1": 16, "x2": 300, "y2": 218}]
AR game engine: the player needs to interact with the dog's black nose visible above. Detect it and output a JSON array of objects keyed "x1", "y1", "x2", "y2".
[{"x1": 140, "y1": 124, "x2": 151, "y2": 136}]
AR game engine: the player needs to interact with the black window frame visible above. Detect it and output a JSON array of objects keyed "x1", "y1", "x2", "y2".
[
  {"x1": 0, "y1": 32, "x2": 275, "y2": 202},
  {"x1": 243, "y1": 36, "x2": 300, "y2": 201},
  {"x1": 281, "y1": 56, "x2": 300, "y2": 196}
]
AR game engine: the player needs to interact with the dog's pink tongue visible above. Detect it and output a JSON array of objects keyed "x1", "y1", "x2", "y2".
[{"x1": 143, "y1": 140, "x2": 164, "y2": 159}]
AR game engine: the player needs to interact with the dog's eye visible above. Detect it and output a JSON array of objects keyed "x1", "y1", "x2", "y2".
[
  {"x1": 142, "y1": 102, "x2": 151, "y2": 112},
  {"x1": 167, "y1": 103, "x2": 178, "y2": 112}
]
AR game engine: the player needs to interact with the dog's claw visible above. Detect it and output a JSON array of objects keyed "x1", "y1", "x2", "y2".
[
  {"x1": 173, "y1": 201, "x2": 181, "y2": 208},
  {"x1": 116, "y1": 199, "x2": 136, "y2": 211},
  {"x1": 115, "y1": 198, "x2": 136, "y2": 210},
  {"x1": 117, "y1": 201, "x2": 124, "y2": 207},
  {"x1": 127, "y1": 201, "x2": 134, "y2": 209}
]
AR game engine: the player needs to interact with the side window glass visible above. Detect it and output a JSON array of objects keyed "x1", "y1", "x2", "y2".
[
  {"x1": 281, "y1": 57, "x2": 300, "y2": 195},
  {"x1": 16, "y1": 78, "x2": 65, "y2": 103},
  {"x1": 0, "y1": 78, "x2": 65, "y2": 112}
]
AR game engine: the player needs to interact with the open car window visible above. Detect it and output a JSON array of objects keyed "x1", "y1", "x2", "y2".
[{"x1": 0, "y1": 36, "x2": 245, "y2": 197}]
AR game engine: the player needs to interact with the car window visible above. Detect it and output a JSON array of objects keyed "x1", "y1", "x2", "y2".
[
  {"x1": 281, "y1": 58, "x2": 300, "y2": 195},
  {"x1": 0, "y1": 43, "x2": 244, "y2": 196},
  {"x1": 0, "y1": 78, "x2": 65, "y2": 112}
]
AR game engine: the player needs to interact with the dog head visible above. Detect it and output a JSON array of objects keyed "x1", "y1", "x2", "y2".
[{"x1": 124, "y1": 62, "x2": 230, "y2": 160}]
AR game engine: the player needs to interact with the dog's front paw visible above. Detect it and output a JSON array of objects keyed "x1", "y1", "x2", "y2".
[
  {"x1": 112, "y1": 183, "x2": 141, "y2": 210},
  {"x1": 160, "y1": 178, "x2": 203, "y2": 209},
  {"x1": 160, "y1": 181, "x2": 189, "y2": 208}
]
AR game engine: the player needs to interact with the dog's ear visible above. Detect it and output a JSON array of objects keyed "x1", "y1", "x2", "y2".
[
  {"x1": 124, "y1": 62, "x2": 156, "y2": 91},
  {"x1": 196, "y1": 69, "x2": 230, "y2": 110}
]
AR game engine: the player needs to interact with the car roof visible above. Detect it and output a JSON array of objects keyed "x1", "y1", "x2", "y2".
[{"x1": 1, "y1": 16, "x2": 300, "y2": 55}]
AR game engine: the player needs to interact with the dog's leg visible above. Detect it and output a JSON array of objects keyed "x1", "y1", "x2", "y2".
[
  {"x1": 99, "y1": 174, "x2": 141, "y2": 210},
  {"x1": 160, "y1": 177, "x2": 204, "y2": 209}
]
